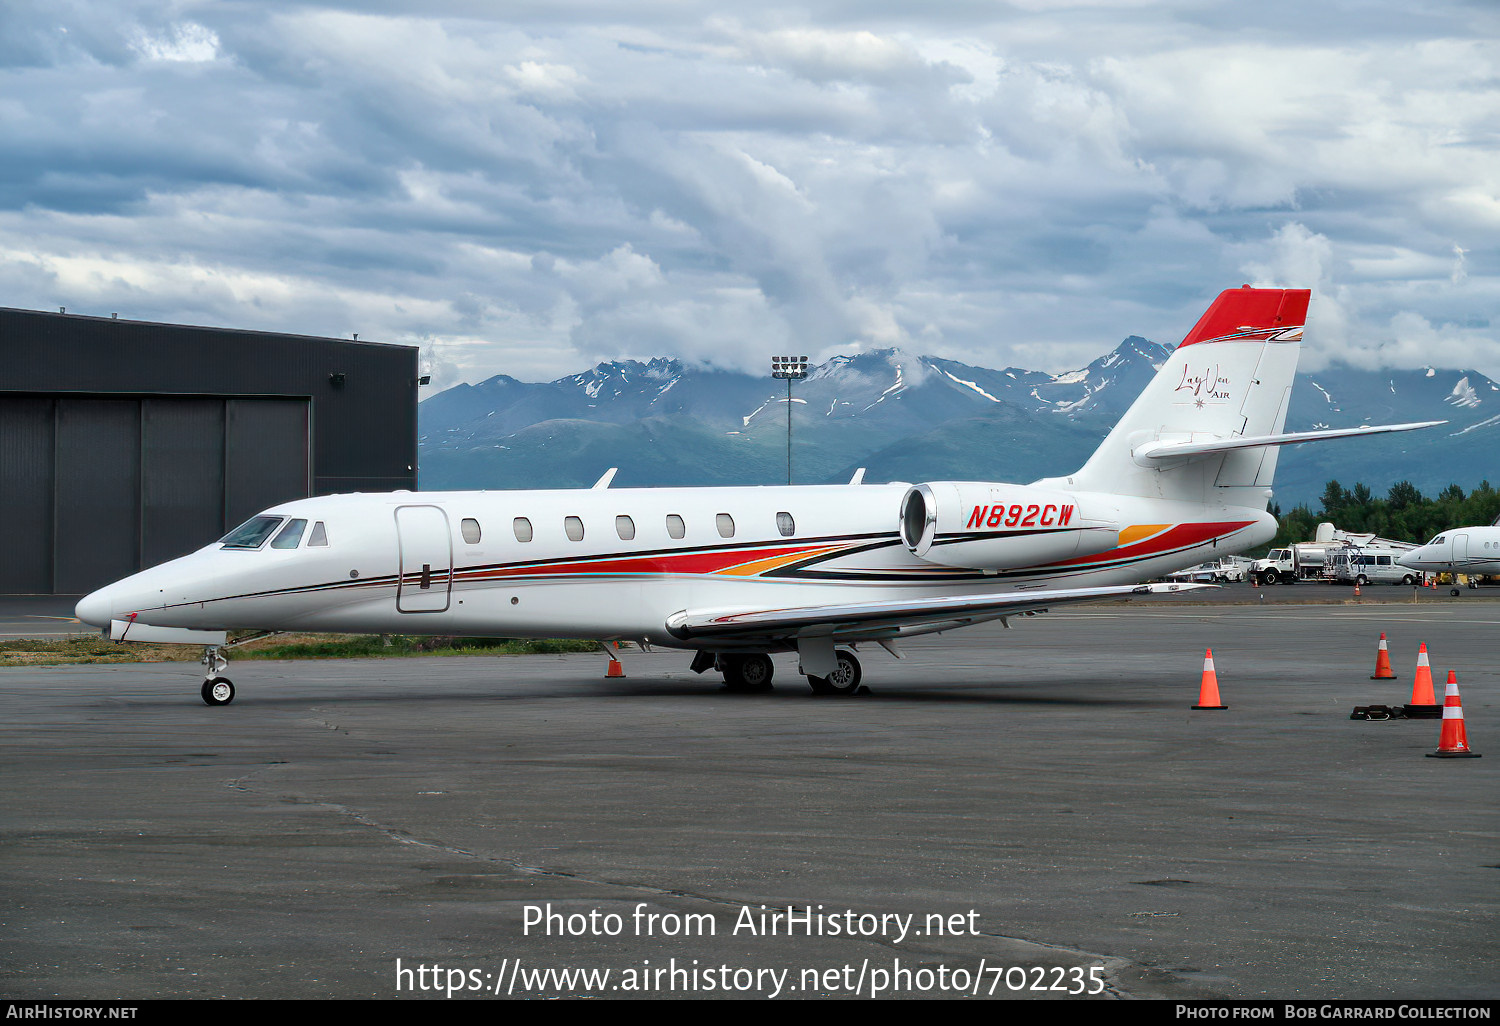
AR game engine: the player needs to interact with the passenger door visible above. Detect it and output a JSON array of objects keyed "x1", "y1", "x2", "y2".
[{"x1": 395, "y1": 505, "x2": 453, "y2": 613}]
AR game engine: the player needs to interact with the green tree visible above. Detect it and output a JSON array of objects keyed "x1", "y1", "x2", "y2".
[
  {"x1": 1319, "y1": 481, "x2": 1350, "y2": 522},
  {"x1": 1264, "y1": 479, "x2": 1500, "y2": 554},
  {"x1": 1387, "y1": 480, "x2": 1422, "y2": 510}
]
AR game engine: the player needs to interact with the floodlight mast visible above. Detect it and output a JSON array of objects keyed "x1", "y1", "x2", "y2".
[{"x1": 771, "y1": 355, "x2": 808, "y2": 485}]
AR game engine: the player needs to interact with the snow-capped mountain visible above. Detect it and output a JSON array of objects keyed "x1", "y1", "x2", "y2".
[{"x1": 418, "y1": 338, "x2": 1500, "y2": 506}]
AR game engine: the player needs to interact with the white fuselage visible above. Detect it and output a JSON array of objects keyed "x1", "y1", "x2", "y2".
[
  {"x1": 1404, "y1": 527, "x2": 1500, "y2": 577},
  {"x1": 76, "y1": 483, "x2": 1273, "y2": 649}
]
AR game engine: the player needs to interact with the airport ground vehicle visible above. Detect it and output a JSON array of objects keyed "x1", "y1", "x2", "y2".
[
  {"x1": 1252, "y1": 541, "x2": 1339, "y2": 585},
  {"x1": 1253, "y1": 524, "x2": 1418, "y2": 586},
  {"x1": 1325, "y1": 546, "x2": 1422, "y2": 586},
  {"x1": 1167, "y1": 557, "x2": 1249, "y2": 583}
]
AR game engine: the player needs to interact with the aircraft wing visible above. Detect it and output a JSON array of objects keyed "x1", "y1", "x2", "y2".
[
  {"x1": 665, "y1": 582, "x2": 1212, "y2": 644},
  {"x1": 1133, "y1": 421, "x2": 1445, "y2": 462}
]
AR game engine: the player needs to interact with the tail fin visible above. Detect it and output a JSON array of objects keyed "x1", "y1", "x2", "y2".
[{"x1": 1056, "y1": 286, "x2": 1310, "y2": 506}]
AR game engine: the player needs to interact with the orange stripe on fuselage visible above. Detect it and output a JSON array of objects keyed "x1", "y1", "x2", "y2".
[
  {"x1": 718, "y1": 544, "x2": 851, "y2": 577},
  {"x1": 1118, "y1": 524, "x2": 1170, "y2": 547}
]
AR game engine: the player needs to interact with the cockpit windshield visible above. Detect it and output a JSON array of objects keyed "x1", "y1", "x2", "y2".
[
  {"x1": 270, "y1": 519, "x2": 308, "y2": 549},
  {"x1": 1430, "y1": 535, "x2": 1447, "y2": 546},
  {"x1": 220, "y1": 516, "x2": 285, "y2": 549}
]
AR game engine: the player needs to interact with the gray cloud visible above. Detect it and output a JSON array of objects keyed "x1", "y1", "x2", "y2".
[{"x1": 0, "y1": 0, "x2": 1496, "y2": 393}]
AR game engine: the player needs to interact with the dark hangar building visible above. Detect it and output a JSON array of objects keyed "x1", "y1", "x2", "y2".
[{"x1": 0, "y1": 307, "x2": 419, "y2": 596}]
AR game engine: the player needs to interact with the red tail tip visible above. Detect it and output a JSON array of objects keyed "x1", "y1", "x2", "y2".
[{"x1": 1179, "y1": 288, "x2": 1311, "y2": 348}]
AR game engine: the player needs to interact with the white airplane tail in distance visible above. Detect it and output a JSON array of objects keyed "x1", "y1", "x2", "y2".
[{"x1": 76, "y1": 286, "x2": 1443, "y2": 703}]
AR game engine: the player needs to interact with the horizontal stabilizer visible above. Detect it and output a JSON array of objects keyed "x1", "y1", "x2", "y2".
[
  {"x1": 1134, "y1": 421, "x2": 1446, "y2": 463},
  {"x1": 666, "y1": 582, "x2": 1212, "y2": 644}
]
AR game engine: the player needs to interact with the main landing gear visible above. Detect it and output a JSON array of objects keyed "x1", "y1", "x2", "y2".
[
  {"x1": 201, "y1": 645, "x2": 234, "y2": 706},
  {"x1": 721, "y1": 652, "x2": 775, "y2": 692},
  {"x1": 692, "y1": 649, "x2": 865, "y2": 696},
  {"x1": 806, "y1": 649, "x2": 862, "y2": 696}
]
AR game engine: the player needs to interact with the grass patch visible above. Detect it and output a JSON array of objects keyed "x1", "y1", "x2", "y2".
[{"x1": 0, "y1": 633, "x2": 599, "y2": 667}]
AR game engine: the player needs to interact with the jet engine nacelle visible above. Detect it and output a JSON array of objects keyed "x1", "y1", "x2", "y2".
[{"x1": 900, "y1": 482, "x2": 1120, "y2": 569}]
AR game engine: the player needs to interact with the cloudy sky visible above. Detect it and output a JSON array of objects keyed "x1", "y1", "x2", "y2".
[{"x1": 3, "y1": 1, "x2": 1498, "y2": 391}]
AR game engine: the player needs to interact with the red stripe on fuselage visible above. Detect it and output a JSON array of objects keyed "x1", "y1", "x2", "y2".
[
  {"x1": 1038, "y1": 521, "x2": 1255, "y2": 570},
  {"x1": 453, "y1": 542, "x2": 838, "y2": 582}
]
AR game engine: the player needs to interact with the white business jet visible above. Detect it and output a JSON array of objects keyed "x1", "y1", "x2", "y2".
[
  {"x1": 1402, "y1": 519, "x2": 1500, "y2": 594},
  {"x1": 76, "y1": 287, "x2": 1441, "y2": 704}
]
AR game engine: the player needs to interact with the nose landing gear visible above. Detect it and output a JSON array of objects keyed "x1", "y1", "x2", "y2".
[{"x1": 200, "y1": 645, "x2": 234, "y2": 706}]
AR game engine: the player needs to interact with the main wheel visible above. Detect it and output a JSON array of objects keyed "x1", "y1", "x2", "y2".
[
  {"x1": 201, "y1": 677, "x2": 235, "y2": 706},
  {"x1": 807, "y1": 650, "x2": 862, "y2": 695},
  {"x1": 722, "y1": 653, "x2": 774, "y2": 692}
]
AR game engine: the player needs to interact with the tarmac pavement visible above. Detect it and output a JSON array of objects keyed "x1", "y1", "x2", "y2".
[{"x1": 1, "y1": 601, "x2": 1495, "y2": 1000}]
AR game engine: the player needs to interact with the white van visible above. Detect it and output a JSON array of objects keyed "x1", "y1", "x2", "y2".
[{"x1": 1327, "y1": 548, "x2": 1422, "y2": 586}]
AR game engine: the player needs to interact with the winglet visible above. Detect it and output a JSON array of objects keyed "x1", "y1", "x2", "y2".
[
  {"x1": 849, "y1": 468, "x2": 866, "y2": 485},
  {"x1": 592, "y1": 468, "x2": 618, "y2": 490}
]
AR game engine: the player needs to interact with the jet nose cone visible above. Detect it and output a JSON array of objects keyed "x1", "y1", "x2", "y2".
[
  {"x1": 75, "y1": 587, "x2": 117, "y2": 628},
  {"x1": 1404, "y1": 546, "x2": 1434, "y2": 568}
]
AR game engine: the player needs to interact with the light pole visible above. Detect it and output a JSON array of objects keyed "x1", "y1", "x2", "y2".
[{"x1": 771, "y1": 355, "x2": 808, "y2": 485}]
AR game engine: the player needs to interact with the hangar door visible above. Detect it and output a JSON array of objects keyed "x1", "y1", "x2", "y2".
[{"x1": 0, "y1": 396, "x2": 310, "y2": 595}]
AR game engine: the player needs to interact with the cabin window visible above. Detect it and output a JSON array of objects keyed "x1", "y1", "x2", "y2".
[
  {"x1": 565, "y1": 516, "x2": 585, "y2": 542},
  {"x1": 716, "y1": 513, "x2": 735, "y2": 538},
  {"x1": 1377, "y1": 556, "x2": 1391, "y2": 566},
  {"x1": 270, "y1": 519, "x2": 307, "y2": 549},
  {"x1": 513, "y1": 517, "x2": 533, "y2": 543},
  {"x1": 616, "y1": 515, "x2": 635, "y2": 541},
  {"x1": 666, "y1": 514, "x2": 686, "y2": 540},
  {"x1": 461, "y1": 518, "x2": 482, "y2": 544},
  {"x1": 308, "y1": 521, "x2": 328, "y2": 547},
  {"x1": 776, "y1": 512, "x2": 795, "y2": 537},
  {"x1": 221, "y1": 515, "x2": 284, "y2": 549}
]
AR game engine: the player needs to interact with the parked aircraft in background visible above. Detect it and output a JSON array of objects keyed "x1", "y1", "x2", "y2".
[
  {"x1": 1403, "y1": 520, "x2": 1500, "y2": 594},
  {"x1": 76, "y1": 287, "x2": 1441, "y2": 704}
]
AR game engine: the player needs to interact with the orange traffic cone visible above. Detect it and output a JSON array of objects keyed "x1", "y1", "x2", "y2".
[
  {"x1": 606, "y1": 656, "x2": 625, "y2": 678},
  {"x1": 1192, "y1": 649, "x2": 1227, "y2": 709},
  {"x1": 1370, "y1": 633, "x2": 1397, "y2": 680},
  {"x1": 1426, "y1": 671, "x2": 1480, "y2": 758},
  {"x1": 1404, "y1": 643, "x2": 1441, "y2": 718}
]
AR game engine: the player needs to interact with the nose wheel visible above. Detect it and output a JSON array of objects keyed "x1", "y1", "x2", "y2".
[
  {"x1": 200, "y1": 645, "x2": 235, "y2": 705},
  {"x1": 201, "y1": 677, "x2": 236, "y2": 706}
]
